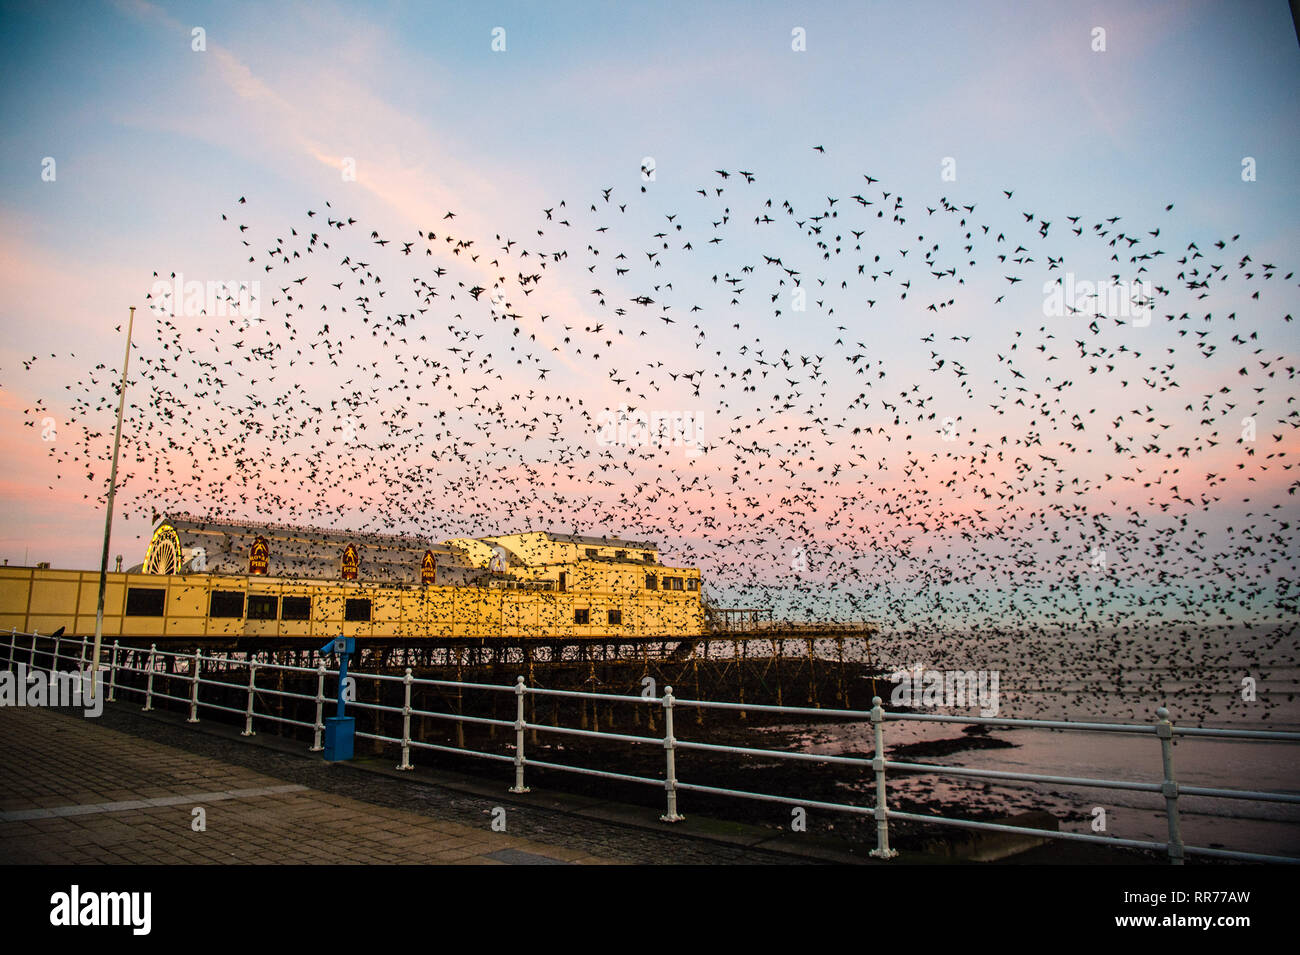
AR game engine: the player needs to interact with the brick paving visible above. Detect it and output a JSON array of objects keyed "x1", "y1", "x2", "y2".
[
  {"x1": 0, "y1": 704, "x2": 806, "y2": 864},
  {"x1": 0, "y1": 706, "x2": 616, "y2": 864}
]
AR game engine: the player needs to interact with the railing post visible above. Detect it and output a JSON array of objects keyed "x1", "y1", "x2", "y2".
[
  {"x1": 7, "y1": 627, "x2": 15, "y2": 672},
  {"x1": 143, "y1": 643, "x2": 157, "y2": 711},
  {"x1": 397, "y1": 667, "x2": 414, "y2": 770},
  {"x1": 78, "y1": 634, "x2": 88, "y2": 675},
  {"x1": 108, "y1": 641, "x2": 120, "y2": 702},
  {"x1": 310, "y1": 659, "x2": 326, "y2": 752},
  {"x1": 29, "y1": 630, "x2": 38, "y2": 669},
  {"x1": 869, "y1": 695, "x2": 898, "y2": 859},
  {"x1": 241, "y1": 662, "x2": 257, "y2": 736},
  {"x1": 660, "y1": 685, "x2": 684, "y2": 822},
  {"x1": 51, "y1": 629, "x2": 61, "y2": 675},
  {"x1": 1156, "y1": 706, "x2": 1184, "y2": 865},
  {"x1": 187, "y1": 649, "x2": 201, "y2": 722},
  {"x1": 509, "y1": 676, "x2": 529, "y2": 792}
]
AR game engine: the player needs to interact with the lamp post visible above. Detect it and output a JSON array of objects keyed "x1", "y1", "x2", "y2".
[{"x1": 91, "y1": 306, "x2": 135, "y2": 698}]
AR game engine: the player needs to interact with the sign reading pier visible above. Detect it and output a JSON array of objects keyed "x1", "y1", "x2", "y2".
[{"x1": 249, "y1": 536, "x2": 269, "y2": 575}]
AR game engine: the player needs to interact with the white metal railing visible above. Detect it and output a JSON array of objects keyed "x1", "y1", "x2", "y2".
[{"x1": 5, "y1": 628, "x2": 1298, "y2": 864}]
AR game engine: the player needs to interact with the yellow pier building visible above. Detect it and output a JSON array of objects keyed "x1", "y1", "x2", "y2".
[{"x1": 0, "y1": 516, "x2": 705, "y2": 646}]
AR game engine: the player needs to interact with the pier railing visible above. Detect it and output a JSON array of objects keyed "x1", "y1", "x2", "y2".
[{"x1": 7, "y1": 628, "x2": 1299, "y2": 865}]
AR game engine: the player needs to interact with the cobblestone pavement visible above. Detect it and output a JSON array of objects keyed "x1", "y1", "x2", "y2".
[{"x1": 0, "y1": 704, "x2": 807, "y2": 864}]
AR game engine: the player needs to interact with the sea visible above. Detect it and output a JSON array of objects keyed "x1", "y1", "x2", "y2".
[{"x1": 771, "y1": 624, "x2": 1300, "y2": 858}]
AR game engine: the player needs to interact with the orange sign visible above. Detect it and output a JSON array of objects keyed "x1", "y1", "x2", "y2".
[
  {"x1": 249, "y1": 536, "x2": 269, "y2": 575},
  {"x1": 341, "y1": 543, "x2": 359, "y2": 580},
  {"x1": 421, "y1": 550, "x2": 437, "y2": 585}
]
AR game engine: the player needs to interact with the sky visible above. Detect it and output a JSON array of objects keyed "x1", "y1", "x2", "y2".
[{"x1": 0, "y1": 0, "x2": 1297, "y2": 631}]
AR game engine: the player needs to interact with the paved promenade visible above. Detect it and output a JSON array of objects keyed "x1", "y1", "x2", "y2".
[
  {"x1": 0, "y1": 706, "x2": 618, "y2": 864},
  {"x1": 0, "y1": 704, "x2": 807, "y2": 865}
]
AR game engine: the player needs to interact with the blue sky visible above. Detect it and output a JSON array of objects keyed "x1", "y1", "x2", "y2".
[{"x1": 0, "y1": 0, "x2": 1296, "y2": 630}]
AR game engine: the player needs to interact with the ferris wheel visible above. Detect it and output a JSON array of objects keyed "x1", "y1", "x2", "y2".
[{"x1": 143, "y1": 524, "x2": 182, "y2": 575}]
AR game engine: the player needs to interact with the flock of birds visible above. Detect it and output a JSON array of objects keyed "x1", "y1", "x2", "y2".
[{"x1": 13, "y1": 147, "x2": 1298, "y2": 725}]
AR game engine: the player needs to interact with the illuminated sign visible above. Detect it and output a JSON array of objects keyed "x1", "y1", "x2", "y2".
[
  {"x1": 249, "y1": 536, "x2": 269, "y2": 575},
  {"x1": 421, "y1": 550, "x2": 437, "y2": 585},
  {"x1": 341, "y1": 544, "x2": 359, "y2": 580}
]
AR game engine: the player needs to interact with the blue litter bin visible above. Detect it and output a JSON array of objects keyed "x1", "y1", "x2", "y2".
[{"x1": 324, "y1": 716, "x2": 355, "y2": 761}]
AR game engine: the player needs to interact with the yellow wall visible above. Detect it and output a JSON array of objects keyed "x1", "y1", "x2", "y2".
[
  {"x1": 0, "y1": 565, "x2": 705, "y2": 642},
  {"x1": 483, "y1": 532, "x2": 659, "y2": 567}
]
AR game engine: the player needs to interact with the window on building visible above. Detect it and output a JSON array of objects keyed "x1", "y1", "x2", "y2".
[
  {"x1": 345, "y1": 598, "x2": 372, "y2": 622},
  {"x1": 209, "y1": 590, "x2": 245, "y2": 618},
  {"x1": 615, "y1": 550, "x2": 626, "y2": 560},
  {"x1": 558, "y1": 572, "x2": 567, "y2": 593},
  {"x1": 585, "y1": 548, "x2": 598, "y2": 558},
  {"x1": 608, "y1": 609, "x2": 622, "y2": 626},
  {"x1": 247, "y1": 595, "x2": 278, "y2": 620},
  {"x1": 125, "y1": 587, "x2": 165, "y2": 617},
  {"x1": 574, "y1": 609, "x2": 590, "y2": 625},
  {"x1": 645, "y1": 574, "x2": 657, "y2": 590},
  {"x1": 686, "y1": 579, "x2": 699, "y2": 592},
  {"x1": 281, "y1": 596, "x2": 312, "y2": 621}
]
